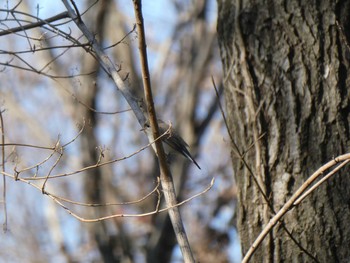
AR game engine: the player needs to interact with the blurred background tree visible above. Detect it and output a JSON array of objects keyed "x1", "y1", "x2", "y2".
[{"x1": 0, "y1": 1, "x2": 236, "y2": 262}]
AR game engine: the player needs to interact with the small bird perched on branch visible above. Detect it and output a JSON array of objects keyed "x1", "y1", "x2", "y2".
[{"x1": 142, "y1": 119, "x2": 201, "y2": 170}]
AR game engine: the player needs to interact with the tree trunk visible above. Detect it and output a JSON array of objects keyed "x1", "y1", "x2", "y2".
[{"x1": 217, "y1": 0, "x2": 350, "y2": 262}]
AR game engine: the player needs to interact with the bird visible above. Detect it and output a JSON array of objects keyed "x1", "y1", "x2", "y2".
[{"x1": 142, "y1": 119, "x2": 201, "y2": 169}]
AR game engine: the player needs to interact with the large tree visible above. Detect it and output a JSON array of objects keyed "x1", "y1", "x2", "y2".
[{"x1": 218, "y1": 0, "x2": 350, "y2": 262}]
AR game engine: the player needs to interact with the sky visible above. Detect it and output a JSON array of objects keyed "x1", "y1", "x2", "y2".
[{"x1": 1, "y1": 1, "x2": 241, "y2": 262}]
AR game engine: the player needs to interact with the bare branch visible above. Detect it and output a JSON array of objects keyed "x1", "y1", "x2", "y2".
[
  {"x1": 61, "y1": 0, "x2": 146, "y2": 126},
  {"x1": 132, "y1": 1, "x2": 195, "y2": 262},
  {"x1": 0, "y1": 110, "x2": 8, "y2": 232},
  {"x1": 0, "y1": 11, "x2": 70, "y2": 36},
  {"x1": 242, "y1": 154, "x2": 350, "y2": 262}
]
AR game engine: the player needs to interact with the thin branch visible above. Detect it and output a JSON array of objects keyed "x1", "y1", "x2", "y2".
[
  {"x1": 9, "y1": 126, "x2": 169, "y2": 181},
  {"x1": 0, "y1": 143, "x2": 55, "y2": 150},
  {"x1": 212, "y1": 77, "x2": 318, "y2": 262},
  {"x1": 14, "y1": 142, "x2": 59, "y2": 178},
  {"x1": 0, "y1": 11, "x2": 70, "y2": 37},
  {"x1": 0, "y1": 119, "x2": 84, "y2": 150},
  {"x1": 50, "y1": 177, "x2": 162, "y2": 207},
  {"x1": 0, "y1": 53, "x2": 97, "y2": 79},
  {"x1": 50, "y1": 177, "x2": 214, "y2": 222},
  {"x1": 132, "y1": 1, "x2": 195, "y2": 262},
  {"x1": 0, "y1": 110, "x2": 8, "y2": 232},
  {"x1": 61, "y1": 119, "x2": 85, "y2": 147},
  {"x1": 336, "y1": 20, "x2": 350, "y2": 53},
  {"x1": 103, "y1": 24, "x2": 137, "y2": 50},
  {"x1": 61, "y1": 0, "x2": 146, "y2": 126},
  {"x1": 2, "y1": 169, "x2": 213, "y2": 222},
  {"x1": 41, "y1": 140, "x2": 63, "y2": 193},
  {"x1": 0, "y1": 64, "x2": 96, "y2": 79},
  {"x1": 293, "y1": 159, "x2": 350, "y2": 206},
  {"x1": 69, "y1": 91, "x2": 131, "y2": 115},
  {"x1": 242, "y1": 154, "x2": 350, "y2": 263}
]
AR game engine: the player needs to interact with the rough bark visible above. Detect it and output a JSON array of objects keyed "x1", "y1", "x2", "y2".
[{"x1": 218, "y1": 0, "x2": 350, "y2": 262}]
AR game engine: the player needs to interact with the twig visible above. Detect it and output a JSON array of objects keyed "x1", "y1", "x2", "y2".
[
  {"x1": 61, "y1": 0, "x2": 147, "y2": 126},
  {"x1": 293, "y1": 159, "x2": 350, "y2": 206},
  {"x1": 213, "y1": 77, "x2": 268, "y2": 201},
  {"x1": 0, "y1": 110, "x2": 8, "y2": 232},
  {"x1": 2, "y1": 171, "x2": 213, "y2": 222},
  {"x1": 9, "y1": 120, "x2": 82, "y2": 177},
  {"x1": 41, "y1": 139, "x2": 63, "y2": 193},
  {"x1": 0, "y1": 11, "x2": 70, "y2": 36},
  {"x1": 7, "y1": 126, "x2": 169, "y2": 181},
  {"x1": 49, "y1": 177, "x2": 162, "y2": 207},
  {"x1": 242, "y1": 154, "x2": 350, "y2": 263},
  {"x1": 212, "y1": 77, "x2": 318, "y2": 262},
  {"x1": 336, "y1": 20, "x2": 350, "y2": 53}
]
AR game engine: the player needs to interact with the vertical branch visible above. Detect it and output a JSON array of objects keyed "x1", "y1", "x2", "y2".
[
  {"x1": 132, "y1": 1, "x2": 195, "y2": 262},
  {"x1": 62, "y1": 0, "x2": 195, "y2": 261},
  {"x1": 0, "y1": 110, "x2": 7, "y2": 232}
]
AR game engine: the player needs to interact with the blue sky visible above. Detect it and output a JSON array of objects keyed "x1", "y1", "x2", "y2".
[{"x1": 1, "y1": 1, "x2": 240, "y2": 262}]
